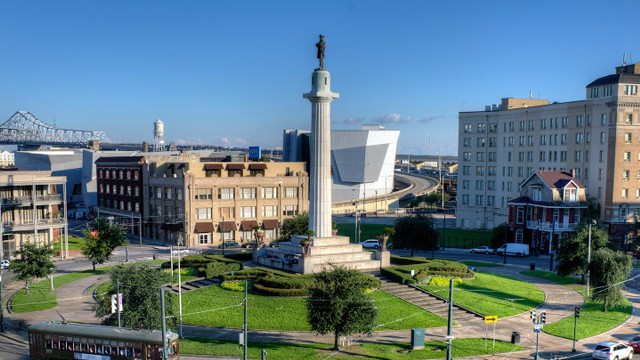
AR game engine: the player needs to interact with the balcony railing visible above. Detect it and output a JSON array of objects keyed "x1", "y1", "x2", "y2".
[
  {"x1": 526, "y1": 220, "x2": 577, "y2": 232},
  {"x1": 1, "y1": 194, "x2": 63, "y2": 206},
  {"x1": 4, "y1": 218, "x2": 66, "y2": 230}
]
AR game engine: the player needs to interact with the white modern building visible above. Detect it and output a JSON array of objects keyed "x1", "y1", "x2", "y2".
[{"x1": 283, "y1": 125, "x2": 400, "y2": 203}]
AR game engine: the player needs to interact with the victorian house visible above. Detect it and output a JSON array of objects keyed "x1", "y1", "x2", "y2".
[{"x1": 507, "y1": 170, "x2": 587, "y2": 254}]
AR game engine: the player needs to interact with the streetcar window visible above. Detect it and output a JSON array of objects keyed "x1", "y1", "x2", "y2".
[
  {"x1": 82, "y1": 343, "x2": 89, "y2": 352},
  {"x1": 96, "y1": 345, "x2": 103, "y2": 354},
  {"x1": 89, "y1": 344, "x2": 96, "y2": 353},
  {"x1": 45, "y1": 340, "x2": 52, "y2": 349},
  {"x1": 60, "y1": 342, "x2": 67, "y2": 350},
  {"x1": 104, "y1": 345, "x2": 111, "y2": 354}
]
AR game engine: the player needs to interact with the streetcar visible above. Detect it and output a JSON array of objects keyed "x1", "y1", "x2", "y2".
[{"x1": 28, "y1": 322, "x2": 179, "y2": 360}]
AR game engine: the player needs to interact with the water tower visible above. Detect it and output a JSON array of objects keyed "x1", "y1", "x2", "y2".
[{"x1": 153, "y1": 119, "x2": 165, "y2": 152}]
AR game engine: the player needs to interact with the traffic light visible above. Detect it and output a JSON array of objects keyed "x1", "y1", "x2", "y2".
[
  {"x1": 111, "y1": 294, "x2": 117, "y2": 314},
  {"x1": 530, "y1": 310, "x2": 537, "y2": 323},
  {"x1": 575, "y1": 306, "x2": 581, "y2": 318},
  {"x1": 540, "y1": 311, "x2": 547, "y2": 324}
]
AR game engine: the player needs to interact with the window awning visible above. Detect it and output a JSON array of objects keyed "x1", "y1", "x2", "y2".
[
  {"x1": 226, "y1": 164, "x2": 245, "y2": 170},
  {"x1": 262, "y1": 219, "x2": 279, "y2": 230},
  {"x1": 240, "y1": 220, "x2": 258, "y2": 231},
  {"x1": 203, "y1": 163, "x2": 223, "y2": 171},
  {"x1": 218, "y1": 221, "x2": 236, "y2": 232},
  {"x1": 248, "y1": 163, "x2": 267, "y2": 170},
  {"x1": 194, "y1": 222, "x2": 214, "y2": 233}
]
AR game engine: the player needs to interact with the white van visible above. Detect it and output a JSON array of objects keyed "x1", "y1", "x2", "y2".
[{"x1": 496, "y1": 243, "x2": 529, "y2": 257}]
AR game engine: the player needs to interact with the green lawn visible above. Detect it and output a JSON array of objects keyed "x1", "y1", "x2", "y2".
[
  {"x1": 180, "y1": 337, "x2": 523, "y2": 359},
  {"x1": 181, "y1": 285, "x2": 447, "y2": 331},
  {"x1": 10, "y1": 260, "x2": 167, "y2": 313},
  {"x1": 10, "y1": 269, "x2": 109, "y2": 312},
  {"x1": 521, "y1": 269, "x2": 632, "y2": 339},
  {"x1": 420, "y1": 272, "x2": 545, "y2": 318},
  {"x1": 66, "y1": 236, "x2": 86, "y2": 251},
  {"x1": 439, "y1": 228, "x2": 492, "y2": 249},
  {"x1": 542, "y1": 299, "x2": 632, "y2": 340},
  {"x1": 460, "y1": 260, "x2": 503, "y2": 268}
]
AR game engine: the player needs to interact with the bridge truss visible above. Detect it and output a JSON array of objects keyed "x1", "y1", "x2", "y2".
[{"x1": 0, "y1": 111, "x2": 109, "y2": 146}]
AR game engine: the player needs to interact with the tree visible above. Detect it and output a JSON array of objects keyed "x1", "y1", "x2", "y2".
[
  {"x1": 490, "y1": 223, "x2": 509, "y2": 250},
  {"x1": 393, "y1": 214, "x2": 439, "y2": 256},
  {"x1": 306, "y1": 266, "x2": 377, "y2": 350},
  {"x1": 589, "y1": 248, "x2": 633, "y2": 311},
  {"x1": 82, "y1": 217, "x2": 128, "y2": 270},
  {"x1": 279, "y1": 212, "x2": 309, "y2": 241},
  {"x1": 95, "y1": 262, "x2": 176, "y2": 330},
  {"x1": 12, "y1": 242, "x2": 55, "y2": 293},
  {"x1": 556, "y1": 223, "x2": 609, "y2": 281}
]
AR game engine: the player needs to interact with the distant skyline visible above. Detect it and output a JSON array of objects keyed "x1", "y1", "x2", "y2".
[{"x1": 2, "y1": 1, "x2": 639, "y2": 155}]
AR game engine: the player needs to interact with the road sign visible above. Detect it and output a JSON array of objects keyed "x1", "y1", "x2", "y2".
[
  {"x1": 445, "y1": 335, "x2": 456, "y2": 340},
  {"x1": 484, "y1": 315, "x2": 498, "y2": 324},
  {"x1": 534, "y1": 324, "x2": 543, "y2": 330}
]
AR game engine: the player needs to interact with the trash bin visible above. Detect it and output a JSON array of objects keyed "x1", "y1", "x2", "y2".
[
  {"x1": 530, "y1": 263, "x2": 535, "y2": 271},
  {"x1": 511, "y1": 331, "x2": 520, "y2": 344}
]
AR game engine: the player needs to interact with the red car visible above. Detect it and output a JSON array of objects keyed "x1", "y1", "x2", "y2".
[
  {"x1": 631, "y1": 252, "x2": 640, "y2": 259},
  {"x1": 628, "y1": 335, "x2": 640, "y2": 352}
]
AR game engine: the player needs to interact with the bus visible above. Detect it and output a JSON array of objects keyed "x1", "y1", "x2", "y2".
[{"x1": 28, "y1": 322, "x2": 179, "y2": 360}]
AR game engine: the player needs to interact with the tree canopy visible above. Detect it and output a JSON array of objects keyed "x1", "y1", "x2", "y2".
[
  {"x1": 12, "y1": 242, "x2": 55, "y2": 292},
  {"x1": 82, "y1": 217, "x2": 128, "y2": 270},
  {"x1": 306, "y1": 266, "x2": 378, "y2": 350},
  {"x1": 393, "y1": 214, "x2": 439, "y2": 256},
  {"x1": 96, "y1": 262, "x2": 176, "y2": 330},
  {"x1": 589, "y1": 248, "x2": 633, "y2": 311},
  {"x1": 556, "y1": 223, "x2": 609, "y2": 279},
  {"x1": 279, "y1": 212, "x2": 309, "y2": 241}
]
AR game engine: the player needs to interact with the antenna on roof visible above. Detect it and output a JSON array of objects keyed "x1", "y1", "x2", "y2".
[
  {"x1": 529, "y1": 89, "x2": 533, "y2": 99},
  {"x1": 623, "y1": 52, "x2": 627, "y2": 66},
  {"x1": 631, "y1": 53, "x2": 634, "y2": 64},
  {"x1": 55, "y1": 310, "x2": 68, "y2": 324}
]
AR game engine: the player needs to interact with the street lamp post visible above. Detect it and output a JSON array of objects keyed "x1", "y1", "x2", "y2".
[
  {"x1": 503, "y1": 223, "x2": 508, "y2": 265},
  {"x1": 375, "y1": 190, "x2": 378, "y2": 217},
  {"x1": 177, "y1": 235, "x2": 183, "y2": 338}
]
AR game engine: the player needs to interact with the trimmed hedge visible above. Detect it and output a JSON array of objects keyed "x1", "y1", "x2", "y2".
[
  {"x1": 201, "y1": 261, "x2": 243, "y2": 278},
  {"x1": 161, "y1": 254, "x2": 244, "y2": 278},
  {"x1": 253, "y1": 282, "x2": 309, "y2": 297},
  {"x1": 382, "y1": 256, "x2": 474, "y2": 285}
]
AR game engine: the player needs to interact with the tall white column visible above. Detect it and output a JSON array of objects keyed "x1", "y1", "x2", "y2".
[{"x1": 304, "y1": 69, "x2": 339, "y2": 238}]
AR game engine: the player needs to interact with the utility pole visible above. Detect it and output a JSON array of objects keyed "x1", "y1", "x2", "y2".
[
  {"x1": 117, "y1": 280, "x2": 121, "y2": 328},
  {"x1": 446, "y1": 278, "x2": 453, "y2": 360},
  {"x1": 243, "y1": 280, "x2": 248, "y2": 360},
  {"x1": 161, "y1": 288, "x2": 167, "y2": 360}
]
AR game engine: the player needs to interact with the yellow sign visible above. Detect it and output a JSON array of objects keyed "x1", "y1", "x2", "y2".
[{"x1": 484, "y1": 316, "x2": 498, "y2": 324}]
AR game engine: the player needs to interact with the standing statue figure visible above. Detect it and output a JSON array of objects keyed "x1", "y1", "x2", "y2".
[{"x1": 316, "y1": 34, "x2": 325, "y2": 69}]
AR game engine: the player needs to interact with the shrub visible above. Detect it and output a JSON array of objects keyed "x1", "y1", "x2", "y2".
[
  {"x1": 252, "y1": 282, "x2": 309, "y2": 297},
  {"x1": 203, "y1": 262, "x2": 242, "y2": 278},
  {"x1": 428, "y1": 276, "x2": 463, "y2": 287},
  {"x1": 220, "y1": 280, "x2": 245, "y2": 292},
  {"x1": 414, "y1": 272, "x2": 432, "y2": 284}
]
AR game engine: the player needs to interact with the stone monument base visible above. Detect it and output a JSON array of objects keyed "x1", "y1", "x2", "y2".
[{"x1": 255, "y1": 234, "x2": 384, "y2": 274}]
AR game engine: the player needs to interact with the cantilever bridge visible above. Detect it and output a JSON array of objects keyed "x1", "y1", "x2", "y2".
[{"x1": 0, "y1": 111, "x2": 109, "y2": 146}]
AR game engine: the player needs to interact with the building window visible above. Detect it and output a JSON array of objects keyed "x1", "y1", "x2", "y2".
[
  {"x1": 197, "y1": 207, "x2": 212, "y2": 220},
  {"x1": 196, "y1": 188, "x2": 212, "y2": 200},
  {"x1": 476, "y1": 166, "x2": 485, "y2": 176},
  {"x1": 240, "y1": 188, "x2": 256, "y2": 199},
  {"x1": 112, "y1": 184, "x2": 117, "y2": 194},
  {"x1": 487, "y1": 195, "x2": 494, "y2": 206},
  {"x1": 622, "y1": 188, "x2": 629, "y2": 199},
  {"x1": 134, "y1": 202, "x2": 139, "y2": 212},
  {"x1": 199, "y1": 234, "x2": 210, "y2": 245},
  {"x1": 241, "y1": 230, "x2": 253, "y2": 241},
  {"x1": 561, "y1": 134, "x2": 567, "y2": 144},
  {"x1": 623, "y1": 170, "x2": 630, "y2": 180},
  {"x1": 477, "y1": 123, "x2": 486, "y2": 133},
  {"x1": 462, "y1": 166, "x2": 470, "y2": 175},
  {"x1": 156, "y1": 187, "x2": 162, "y2": 199},
  {"x1": 475, "y1": 180, "x2": 484, "y2": 190},
  {"x1": 476, "y1": 152, "x2": 485, "y2": 162},
  {"x1": 562, "y1": 117, "x2": 568, "y2": 128},
  {"x1": 624, "y1": 152, "x2": 631, "y2": 162},
  {"x1": 487, "y1": 166, "x2": 496, "y2": 176},
  {"x1": 99, "y1": 184, "x2": 103, "y2": 193},
  {"x1": 119, "y1": 170, "x2": 123, "y2": 179},
  {"x1": 240, "y1": 206, "x2": 256, "y2": 218},
  {"x1": 489, "y1": 123, "x2": 497, "y2": 133},
  {"x1": 263, "y1": 205, "x2": 277, "y2": 217},
  {"x1": 564, "y1": 188, "x2": 577, "y2": 202},
  {"x1": 119, "y1": 185, "x2": 124, "y2": 195},
  {"x1": 126, "y1": 171, "x2": 131, "y2": 180},
  {"x1": 604, "y1": 85, "x2": 613, "y2": 96},
  {"x1": 475, "y1": 195, "x2": 483, "y2": 206},
  {"x1": 218, "y1": 229, "x2": 235, "y2": 241},
  {"x1": 624, "y1": 84, "x2": 638, "y2": 95},
  {"x1": 463, "y1": 138, "x2": 471, "y2": 147},
  {"x1": 575, "y1": 133, "x2": 583, "y2": 144},
  {"x1": 176, "y1": 188, "x2": 183, "y2": 200},
  {"x1": 516, "y1": 207, "x2": 524, "y2": 224},
  {"x1": 463, "y1": 152, "x2": 471, "y2": 161},
  {"x1": 262, "y1": 187, "x2": 277, "y2": 199},
  {"x1": 283, "y1": 205, "x2": 297, "y2": 216},
  {"x1": 515, "y1": 230, "x2": 524, "y2": 243},
  {"x1": 463, "y1": 124, "x2": 472, "y2": 133},
  {"x1": 218, "y1": 188, "x2": 234, "y2": 200},
  {"x1": 126, "y1": 186, "x2": 132, "y2": 196},
  {"x1": 477, "y1": 138, "x2": 486, "y2": 147},
  {"x1": 219, "y1": 206, "x2": 234, "y2": 219},
  {"x1": 134, "y1": 186, "x2": 139, "y2": 196},
  {"x1": 461, "y1": 194, "x2": 469, "y2": 205},
  {"x1": 590, "y1": 87, "x2": 599, "y2": 98},
  {"x1": 285, "y1": 187, "x2": 296, "y2": 198}
]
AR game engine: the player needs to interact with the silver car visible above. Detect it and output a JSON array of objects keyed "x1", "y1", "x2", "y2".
[
  {"x1": 359, "y1": 239, "x2": 380, "y2": 250},
  {"x1": 593, "y1": 341, "x2": 633, "y2": 360}
]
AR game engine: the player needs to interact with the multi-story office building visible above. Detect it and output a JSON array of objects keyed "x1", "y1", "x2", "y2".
[
  {"x1": 458, "y1": 62, "x2": 640, "y2": 239},
  {"x1": 0, "y1": 171, "x2": 67, "y2": 258},
  {"x1": 96, "y1": 154, "x2": 308, "y2": 248}
]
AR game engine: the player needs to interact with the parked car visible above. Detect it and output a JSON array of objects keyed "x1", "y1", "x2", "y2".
[
  {"x1": 496, "y1": 243, "x2": 530, "y2": 257},
  {"x1": 358, "y1": 239, "x2": 380, "y2": 250},
  {"x1": 592, "y1": 341, "x2": 633, "y2": 359},
  {"x1": 628, "y1": 336, "x2": 640, "y2": 353},
  {"x1": 374, "y1": 209, "x2": 387, "y2": 215},
  {"x1": 351, "y1": 210, "x2": 367, "y2": 217},
  {"x1": 469, "y1": 246, "x2": 493, "y2": 254},
  {"x1": 1, "y1": 259, "x2": 9, "y2": 270},
  {"x1": 219, "y1": 241, "x2": 239, "y2": 248},
  {"x1": 241, "y1": 240, "x2": 259, "y2": 248}
]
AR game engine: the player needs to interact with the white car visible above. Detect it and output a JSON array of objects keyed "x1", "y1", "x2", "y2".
[
  {"x1": 593, "y1": 341, "x2": 633, "y2": 360},
  {"x1": 359, "y1": 239, "x2": 380, "y2": 250},
  {"x1": 1, "y1": 259, "x2": 9, "y2": 270},
  {"x1": 470, "y1": 246, "x2": 493, "y2": 254}
]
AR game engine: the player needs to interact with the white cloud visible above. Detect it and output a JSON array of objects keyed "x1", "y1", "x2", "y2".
[
  {"x1": 371, "y1": 113, "x2": 412, "y2": 124},
  {"x1": 418, "y1": 115, "x2": 445, "y2": 124},
  {"x1": 220, "y1": 137, "x2": 249, "y2": 146}
]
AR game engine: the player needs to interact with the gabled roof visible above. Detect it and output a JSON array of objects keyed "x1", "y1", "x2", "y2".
[
  {"x1": 587, "y1": 73, "x2": 640, "y2": 87},
  {"x1": 520, "y1": 170, "x2": 585, "y2": 190}
]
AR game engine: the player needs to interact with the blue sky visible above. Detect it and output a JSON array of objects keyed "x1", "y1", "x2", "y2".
[{"x1": 1, "y1": 1, "x2": 639, "y2": 155}]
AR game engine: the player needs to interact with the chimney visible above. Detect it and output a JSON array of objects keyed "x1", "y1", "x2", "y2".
[
  {"x1": 244, "y1": 153, "x2": 249, "y2": 162},
  {"x1": 142, "y1": 142, "x2": 149, "y2": 153}
]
